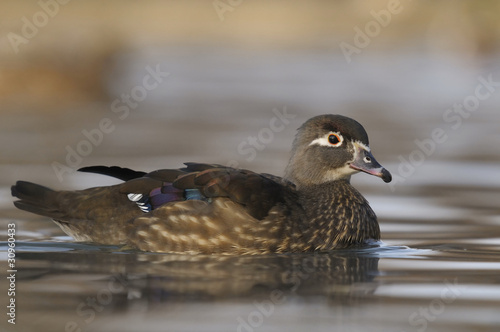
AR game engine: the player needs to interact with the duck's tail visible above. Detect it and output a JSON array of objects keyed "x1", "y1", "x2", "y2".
[{"x1": 11, "y1": 181, "x2": 65, "y2": 219}]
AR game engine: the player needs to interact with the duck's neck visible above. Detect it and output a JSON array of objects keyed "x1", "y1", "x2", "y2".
[{"x1": 297, "y1": 180, "x2": 380, "y2": 250}]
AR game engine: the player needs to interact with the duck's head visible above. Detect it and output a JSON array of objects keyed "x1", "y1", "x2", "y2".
[{"x1": 284, "y1": 114, "x2": 392, "y2": 188}]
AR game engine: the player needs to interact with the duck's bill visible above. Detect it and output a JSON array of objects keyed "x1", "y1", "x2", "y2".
[{"x1": 349, "y1": 147, "x2": 392, "y2": 183}]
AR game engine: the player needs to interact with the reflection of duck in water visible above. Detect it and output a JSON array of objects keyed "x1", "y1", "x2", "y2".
[
  {"x1": 12, "y1": 115, "x2": 391, "y2": 254},
  {"x1": 15, "y1": 247, "x2": 380, "y2": 308},
  {"x1": 135, "y1": 252, "x2": 380, "y2": 301}
]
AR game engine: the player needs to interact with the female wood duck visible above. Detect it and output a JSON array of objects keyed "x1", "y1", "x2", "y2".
[{"x1": 12, "y1": 114, "x2": 392, "y2": 254}]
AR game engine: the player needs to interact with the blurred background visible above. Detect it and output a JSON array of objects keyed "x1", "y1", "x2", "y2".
[
  {"x1": 1, "y1": 1, "x2": 500, "y2": 331},
  {"x1": 1, "y1": 0, "x2": 499, "y2": 188}
]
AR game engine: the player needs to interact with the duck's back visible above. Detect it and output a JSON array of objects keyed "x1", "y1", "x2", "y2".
[{"x1": 12, "y1": 164, "x2": 303, "y2": 254}]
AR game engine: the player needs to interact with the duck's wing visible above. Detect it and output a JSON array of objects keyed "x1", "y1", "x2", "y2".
[
  {"x1": 172, "y1": 163, "x2": 288, "y2": 220},
  {"x1": 77, "y1": 163, "x2": 289, "y2": 220},
  {"x1": 126, "y1": 163, "x2": 294, "y2": 253}
]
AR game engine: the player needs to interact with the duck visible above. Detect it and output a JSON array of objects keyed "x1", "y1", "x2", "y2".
[{"x1": 11, "y1": 114, "x2": 392, "y2": 254}]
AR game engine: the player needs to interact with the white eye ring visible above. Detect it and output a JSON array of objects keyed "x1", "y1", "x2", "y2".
[
  {"x1": 328, "y1": 133, "x2": 343, "y2": 146},
  {"x1": 363, "y1": 156, "x2": 372, "y2": 163},
  {"x1": 309, "y1": 132, "x2": 344, "y2": 147}
]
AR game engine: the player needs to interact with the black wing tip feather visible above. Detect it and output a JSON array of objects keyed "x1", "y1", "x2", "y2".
[
  {"x1": 78, "y1": 166, "x2": 146, "y2": 181},
  {"x1": 182, "y1": 162, "x2": 227, "y2": 172}
]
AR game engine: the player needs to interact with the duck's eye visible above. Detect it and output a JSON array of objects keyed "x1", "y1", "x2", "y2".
[{"x1": 328, "y1": 133, "x2": 342, "y2": 146}]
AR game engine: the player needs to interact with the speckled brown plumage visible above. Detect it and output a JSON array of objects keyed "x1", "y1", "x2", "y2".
[{"x1": 11, "y1": 114, "x2": 392, "y2": 254}]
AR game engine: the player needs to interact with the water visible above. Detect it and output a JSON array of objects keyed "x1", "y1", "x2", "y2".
[
  {"x1": 1, "y1": 240, "x2": 499, "y2": 331},
  {"x1": 1, "y1": 48, "x2": 500, "y2": 331}
]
